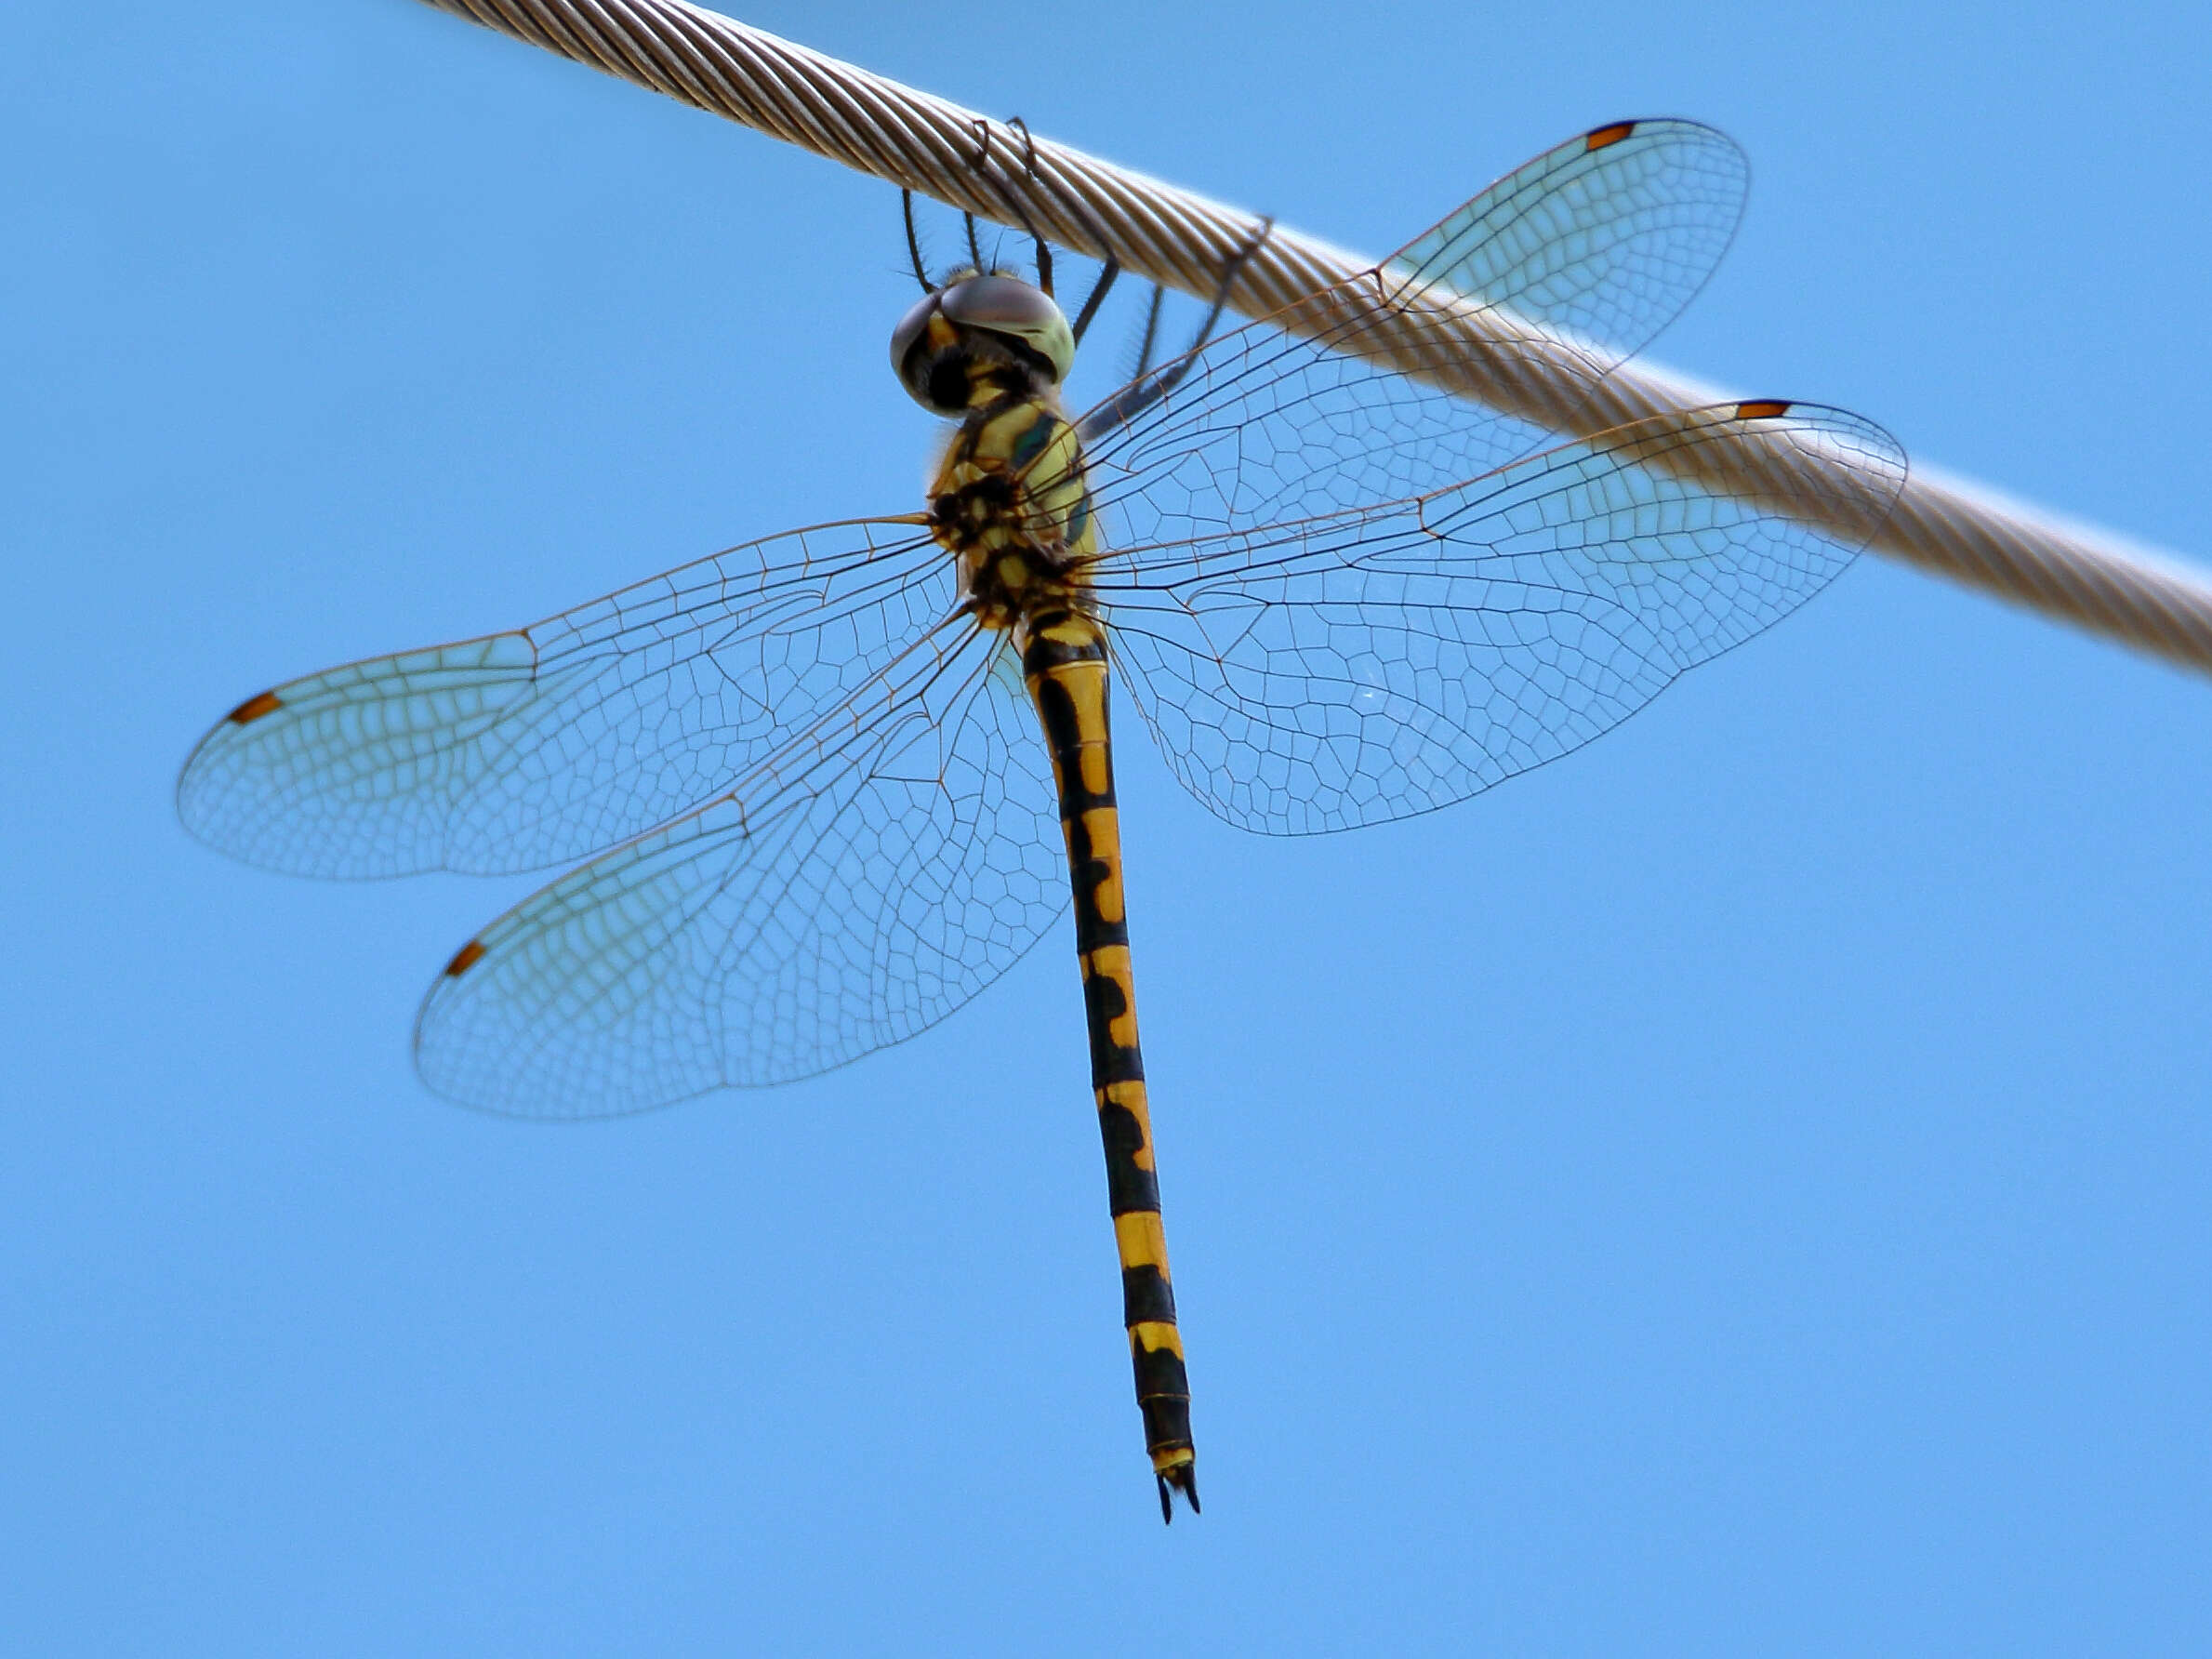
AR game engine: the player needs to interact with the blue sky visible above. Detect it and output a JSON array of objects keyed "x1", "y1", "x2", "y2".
[{"x1": 7, "y1": 1, "x2": 2209, "y2": 1652}]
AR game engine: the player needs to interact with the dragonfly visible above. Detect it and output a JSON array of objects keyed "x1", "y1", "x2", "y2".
[{"x1": 178, "y1": 118, "x2": 1905, "y2": 1522}]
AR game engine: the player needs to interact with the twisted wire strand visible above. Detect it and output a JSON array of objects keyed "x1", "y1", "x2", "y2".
[{"x1": 420, "y1": 0, "x2": 2212, "y2": 677}]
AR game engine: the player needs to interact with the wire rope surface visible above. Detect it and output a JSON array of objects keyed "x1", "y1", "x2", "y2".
[{"x1": 417, "y1": 0, "x2": 2212, "y2": 678}]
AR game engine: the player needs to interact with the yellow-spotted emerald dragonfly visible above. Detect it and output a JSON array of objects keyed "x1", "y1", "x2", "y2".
[{"x1": 179, "y1": 119, "x2": 1904, "y2": 1521}]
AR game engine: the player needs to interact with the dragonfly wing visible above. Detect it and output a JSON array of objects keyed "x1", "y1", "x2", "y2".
[
  {"x1": 414, "y1": 618, "x2": 1066, "y2": 1118},
  {"x1": 178, "y1": 517, "x2": 946, "y2": 878},
  {"x1": 1097, "y1": 403, "x2": 1905, "y2": 834},
  {"x1": 1386, "y1": 117, "x2": 1746, "y2": 370},
  {"x1": 1072, "y1": 120, "x2": 1748, "y2": 546}
]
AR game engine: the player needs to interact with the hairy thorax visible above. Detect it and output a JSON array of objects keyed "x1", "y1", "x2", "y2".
[{"x1": 930, "y1": 390, "x2": 1100, "y2": 635}]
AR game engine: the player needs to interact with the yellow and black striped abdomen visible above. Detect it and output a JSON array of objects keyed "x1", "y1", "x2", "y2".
[
  {"x1": 930, "y1": 380, "x2": 1193, "y2": 1520},
  {"x1": 1016, "y1": 604, "x2": 1198, "y2": 1521}
]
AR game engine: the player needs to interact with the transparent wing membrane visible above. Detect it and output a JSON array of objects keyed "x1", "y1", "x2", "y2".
[
  {"x1": 1389, "y1": 118, "x2": 1745, "y2": 363},
  {"x1": 179, "y1": 519, "x2": 943, "y2": 877},
  {"x1": 179, "y1": 119, "x2": 1900, "y2": 1117},
  {"x1": 414, "y1": 620, "x2": 1066, "y2": 1117},
  {"x1": 1073, "y1": 120, "x2": 1749, "y2": 541},
  {"x1": 1094, "y1": 404, "x2": 1905, "y2": 835}
]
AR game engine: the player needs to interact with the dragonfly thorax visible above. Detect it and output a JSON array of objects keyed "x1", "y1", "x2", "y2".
[
  {"x1": 960, "y1": 543, "x2": 1072, "y2": 632},
  {"x1": 931, "y1": 390, "x2": 1099, "y2": 631}
]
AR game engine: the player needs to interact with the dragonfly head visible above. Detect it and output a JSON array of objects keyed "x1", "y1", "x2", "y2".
[{"x1": 891, "y1": 273, "x2": 1075, "y2": 415}]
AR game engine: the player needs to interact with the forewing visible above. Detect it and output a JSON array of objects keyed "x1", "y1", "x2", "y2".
[
  {"x1": 1096, "y1": 404, "x2": 1905, "y2": 834},
  {"x1": 414, "y1": 620, "x2": 1066, "y2": 1118},
  {"x1": 1070, "y1": 120, "x2": 1748, "y2": 549},
  {"x1": 178, "y1": 518, "x2": 946, "y2": 878}
]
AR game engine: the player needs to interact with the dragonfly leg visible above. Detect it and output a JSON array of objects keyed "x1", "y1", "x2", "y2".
[
  {"x1": 1077, "y1": 218, "x2": 1274, "y2": 442},
  {"x1": 977, "y1": 115, "x2": 1122, "y2": 346},
  {"x1": 1183, "y1": 218, "x2": 1272, "y2": 355},
  {"x1": 1067, "y1": 258, "x2": 1119, "y2": 349},
  {"x1": 1018, "y1": 604, "x2": 1199, "y2": 1522},
  {"x1": 900, "y1": 189, "x2": 931, "y2": 292},
  {"x1": 1000, "y1": 117, "x2": 1055, "y2": 298},
  {"x1": 1130, "y1": 284, "x2": 1165, "y2": 378}
]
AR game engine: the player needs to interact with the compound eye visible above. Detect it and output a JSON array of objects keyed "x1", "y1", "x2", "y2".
[
  {"x1": 941, "y1": 274, "x2": 1075, "y2": 384},
  {"x1": 888, "y1": 289, "x2": 947, "y2": 405}
]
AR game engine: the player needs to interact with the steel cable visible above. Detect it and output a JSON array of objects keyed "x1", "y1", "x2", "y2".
[{"x1": 418, "y1": 0, "x2": 2212, "y2": 677}]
